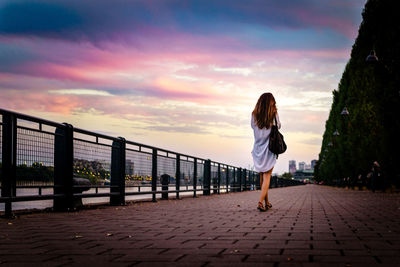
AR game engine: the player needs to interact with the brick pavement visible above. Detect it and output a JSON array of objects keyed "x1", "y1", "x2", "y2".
[{"x1": 1, "y1": 184, "x2": 400, "y2": 267}]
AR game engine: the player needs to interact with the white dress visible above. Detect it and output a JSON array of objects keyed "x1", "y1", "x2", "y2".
[{"x1": 251, "y1": 113, "x2": 281, "y2": 172}]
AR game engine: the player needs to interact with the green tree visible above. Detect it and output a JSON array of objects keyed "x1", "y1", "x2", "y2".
[
  {"x1": 315, "y1": 0, "x2": 400, "y2": 188},
  {"x1": 281, "y1": 172, "x2": 293, "y2": 179}
]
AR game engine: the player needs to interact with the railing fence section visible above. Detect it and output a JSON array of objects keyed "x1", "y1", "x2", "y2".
[{"x1": 0, "y1": 108, "x2": 304, "y2": 217}]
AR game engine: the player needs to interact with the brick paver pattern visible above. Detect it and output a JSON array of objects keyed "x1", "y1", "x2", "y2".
[{"x1": 1, "y1": 185, "x2": 400, "y2": 267}]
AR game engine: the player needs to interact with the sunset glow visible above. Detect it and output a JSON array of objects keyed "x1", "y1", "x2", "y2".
[{"x1": 0, "y1": 0, "x2": 366, "y2": 173}]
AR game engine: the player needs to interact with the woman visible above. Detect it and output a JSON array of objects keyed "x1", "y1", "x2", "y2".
[{"x1": 251, "y1": 93, "x2": 281, "y2": 212}]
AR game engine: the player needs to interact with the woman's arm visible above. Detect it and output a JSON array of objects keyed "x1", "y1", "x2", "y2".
[{"x1": 276, "y1": 112, "x2": 281, "y2": 129}]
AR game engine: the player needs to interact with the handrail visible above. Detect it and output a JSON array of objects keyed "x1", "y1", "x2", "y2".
[
  {"x1": 0, "y1": 108, "x2": 65, "y2": 128},
  {"x1": 0, "y1": 108, "x2": 303, "y2": 217}
]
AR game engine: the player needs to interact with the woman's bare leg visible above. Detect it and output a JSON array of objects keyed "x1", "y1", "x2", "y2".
[
  {"x1": 259, "y1": 168, "x2": 273, "y2": 204},
  {"x1": 260, "y1": 173, "x2": 269, "y2": 205}
]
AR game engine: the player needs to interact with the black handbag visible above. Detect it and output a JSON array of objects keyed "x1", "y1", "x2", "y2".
[{"x1": 269, "y1": 117, "x2": 287, "y2": 158}]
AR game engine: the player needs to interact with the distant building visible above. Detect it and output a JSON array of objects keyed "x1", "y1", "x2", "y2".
[
  {"x1": 289, "y1": 160, "x2": 296, "y2": 174},
  {"x1": 298, "y1": 162, "x2": 306, "y2": 171},
  {"x1": 311, "y1": 160, "x2": 317, "y2": 170},
  {"x1": 305, "y1": 164, "x2": 311, "y2": 170},
  {"x1": 126, "y1": 160, "x2": 134, "y2": 176}
]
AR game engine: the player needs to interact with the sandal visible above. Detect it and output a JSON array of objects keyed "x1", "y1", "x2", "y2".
[
  {"x1": 266, "y1": 202, "x2": 272, "y2": 209},
  {"x1": 257, "y1": 202, "x2": 267, "y2": 212}
]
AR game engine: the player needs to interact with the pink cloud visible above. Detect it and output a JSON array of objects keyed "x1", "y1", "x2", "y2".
[
  {"x1": 1, "y1": 90, "x2": 81, "y2": 115},
  {"x1": 0, "y1": 31, "x2": 351, "y2": 121}
]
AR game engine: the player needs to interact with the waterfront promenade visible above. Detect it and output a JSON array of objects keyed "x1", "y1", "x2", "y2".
[{"x1": 1, "y1": 184, "x2": 400, "y2": 266}]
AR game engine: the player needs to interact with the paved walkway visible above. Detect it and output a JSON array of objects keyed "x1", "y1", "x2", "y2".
[{"x1": 1, "y1": 185, "x2": 400, "y2": 267}]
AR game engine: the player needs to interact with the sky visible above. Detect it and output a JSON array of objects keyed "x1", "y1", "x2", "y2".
[{"x1": 0, "y1": 0, "x2": 366, "y2": 174}]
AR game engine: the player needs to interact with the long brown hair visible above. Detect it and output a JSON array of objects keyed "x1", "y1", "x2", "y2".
[{"x1": 252, "y1": 93, "x2": 277, "y2": 129}]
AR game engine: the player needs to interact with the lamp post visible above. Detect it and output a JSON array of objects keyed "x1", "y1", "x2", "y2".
[
  {"x1": 341, "y1": 106, "x2": 350, "y2": 127},
  {"x1": 340, "y1": 106, "x2": 351, "y2": 186},
  {"x1": 366, "y1": 50, "x2": 379, "y2": 63},
  {"x1": 333, "y1": 129, "x2": 339, "y2": 136},
  {"x1": 341, "y1": 107, "x2": 349, "y2": 116},
  {"x1": 364, "y1": 49, "x2": 398, "y2": 190}
]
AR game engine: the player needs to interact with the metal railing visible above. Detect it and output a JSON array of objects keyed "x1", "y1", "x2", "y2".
[
  {"x1": 0, "y1": 108, "x2": 305, "y2": 216},
  {"x1": 0, "y1": 108, "x2": 266, "y2": 216}
]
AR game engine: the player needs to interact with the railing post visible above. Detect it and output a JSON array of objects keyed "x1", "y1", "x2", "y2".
[
  {"x1": 1, "y1": 112, "x2": 17, "y2": 217},
  {"x1": 251, "y1": 171, "x2": 253, "y2": 190},
  {"x1": 54, "y1": 123, "x2": 74, "y2": 211},
  {"x1": 252, "y1": 172, "x2": 255, "y2": 190},
  {"x1": 256, "y1": 172, "x2": 258, "y2": 189},
  {"x1": 203, "y1": 159, "x2": 211, "y2": 195},
  {"x1": 226, "y1": 166, "x2": 229, "y2": 193},
  {"x1": 247, "y1": 170, "x2": 249, "y2": 190},
  {"x1": 238, "y1": 168, "x2": 242, "y2": 192},
  {"x1": 193, "y1": 158, "x2": 197, "y2": 198},
  {"x1": 217, "y1": 163, "x2": 221, "y2": 194},
  {"x1": 250, "y1": 171, "x2": 253, "y2": 190},
  {"x1": 244, "y1": 169, "x2": 247, "y2": 191},
  {"x1": 232, "y1": 168, "x2": 236, "y2": 192},
  {"x1": 111, "y1": 137, "x2": 126, "y2": 206},
  {"x1": 245, "y1": 169, "x2": 247, "y2": 190},
  {"x1": 250, "y1": 171, "x2": 252, "y2": 190},
  {"x1": 248, "y1": 171, "x2": 250, "y2": 190},
  {"x1": 247, "y1": 170, "x2": 250, "y2": 190},
  {"x1": 152, "y1": 148, "x2": 157, "y2": 202},
  {"x1": 176, "y1": 154, "x2": 180, "y2": 199},
  {"x1": 161, "y1": 174, "x2": 169, "y2": 200},
  {"x1": 242, "y1": 168, "x2": 245, "y2": 191}
]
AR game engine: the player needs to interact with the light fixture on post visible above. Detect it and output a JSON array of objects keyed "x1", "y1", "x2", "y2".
[
  {"x1": 366, "y1": 50, "x2": 378, "y2": 62},
  {"x1": 333, "y1": 129, "x2": 340, "y2": 136},
  {"x1": 341, "y1": 107, "x2": 349, "y2": 116}
]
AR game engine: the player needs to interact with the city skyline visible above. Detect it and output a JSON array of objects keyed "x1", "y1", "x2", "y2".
[
  {"x1": 288, "y1": 159, "x2": 317, "y2": 175},
  {"x1": 0, "y1": 0, "x2": 366, "y2": 174}
]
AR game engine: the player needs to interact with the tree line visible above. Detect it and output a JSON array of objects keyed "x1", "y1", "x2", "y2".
[{"x1": 314, "y1": 0, "x2": 399, "y2": 188}]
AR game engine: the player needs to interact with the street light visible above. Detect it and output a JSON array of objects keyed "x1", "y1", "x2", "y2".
[
  {"x1": 341, "y1": 107, "x2": 349, "y2": 116},
  {"x1": 366, "y1": 49, "x2": 398, "y2": 96},
  {"x1": 366, "y1": 50, "x2": 378, "y2": 62},
  {"x1": 333, "y1": 129, "x2": 340, "y2": 136}
]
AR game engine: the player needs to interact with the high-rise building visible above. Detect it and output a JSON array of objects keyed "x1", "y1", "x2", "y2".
[
  {"x1": 298, "y1": 161, "x2": 305, "y2": 171},
  {"x1": 289, "y1": 160, "x2": 296, "y2": 174},
  {"x1": 311, "y1": 160, "x2": 317, "y2": 170},
  {"x1": 126, "y1": 159, "x2": 134, "y2": 176}
]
